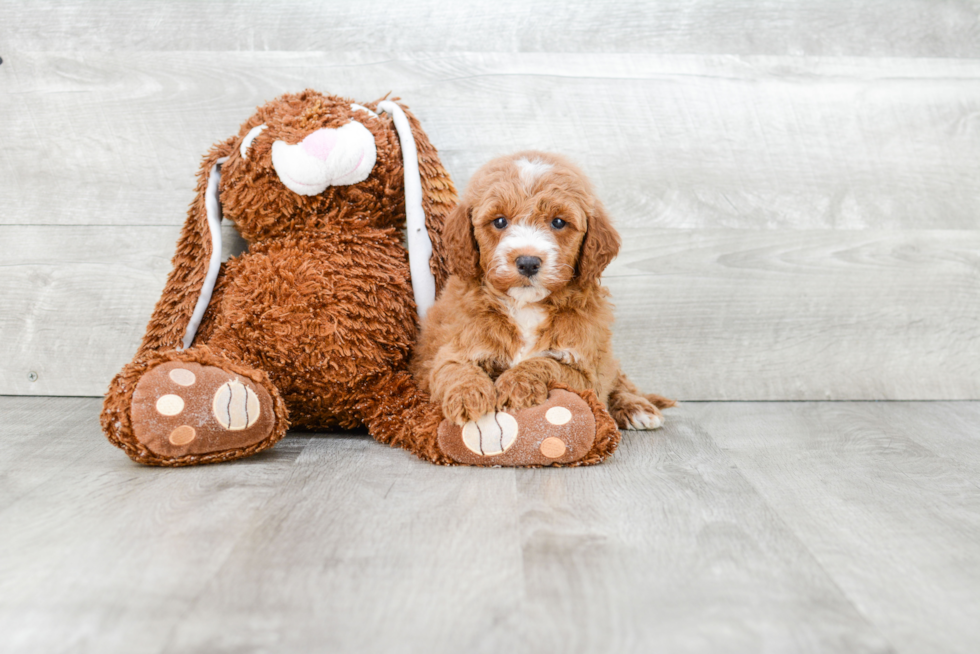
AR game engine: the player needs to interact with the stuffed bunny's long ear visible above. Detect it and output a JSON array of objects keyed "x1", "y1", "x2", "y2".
[
  {"x1": 375, "y1": 100, "x2": 457, "y2": 301},
  {"x1": 135, "y1": 136, "x2": 237, "y2": 358},
  {"x1": 377, "y1": 100, "x2": 436, "y2": 320}
]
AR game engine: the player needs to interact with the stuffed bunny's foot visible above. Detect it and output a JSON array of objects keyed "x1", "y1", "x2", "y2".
[
  {"x1": 437, "y1": 389, "x2": 601, "y2": 466},
  {"x1": 131, "y1": 360, "x2": 278, "y2": 459}
]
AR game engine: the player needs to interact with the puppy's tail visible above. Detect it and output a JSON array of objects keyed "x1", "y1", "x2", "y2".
[
  {"x1": 645, "y1": 393, "x2": 677, "y2": 409},
  {"x1": 612, "y1": 369, "x2": 677, "y2": 409}
]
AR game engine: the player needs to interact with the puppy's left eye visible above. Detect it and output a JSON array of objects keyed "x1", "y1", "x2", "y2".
[
  {"x1": 551, "y1": 217, "x2": 567, "y2": 229},
  {"x1": 493, "y1": 216, "x2": 508, "y2": 229}
]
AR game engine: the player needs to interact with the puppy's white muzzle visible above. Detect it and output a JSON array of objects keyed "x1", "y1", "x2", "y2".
[{"x1": 271, "y1": 121, "x2": 377, "y2": 196}]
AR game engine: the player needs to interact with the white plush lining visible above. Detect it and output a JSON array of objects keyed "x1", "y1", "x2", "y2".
[
  {"x1": 377, "y1": 100, "x2": 436, "y2": 320},
  {"x1": 182, "y1": 156, "x2": 227, "y2": 349},
  {"x1": 351, "y1": 103, "x2": 378, "y2": 118},
  {"x1": 240, "y1": 124, "x2": 266, "y2": 159}
]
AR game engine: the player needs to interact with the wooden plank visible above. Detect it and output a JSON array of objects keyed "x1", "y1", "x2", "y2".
[
  {"x1": 869, "y1": 402, "x2": 980, "y2": 478},
  {"x1": 0, "y1": 397, "x2": 102, "y2": 509},
  {"x1": 167, "y1": 405, "x2": 893, "y2": 653},
  {"x1": 0, "y1": 397, "x2": 319, "y2": 654},
  {"x1": 160, "y1": 433, "x2": 525, "y2": 654},
  {"x1": 0, "y1": 396, "x2": 899, "y2": 654},
  {"x1": 693, "y1": 401, "x2": 980, "y2": 654},
  {"x1": 0, "y1": 397, "x2": 525, "y2": 654},
  {"x1": 496, "y1": 408, "x2": 892, "y2": 654},
  {"x1": 3, "y1": 225, "x2": 974, "y2": 399},
  {"x1": 2, "y1": 0, "x2": 978, "y2": 57},
  {"x1": 3, "y1": 51, "x2": 980, "y2": 230},
  {"x1": 607, "y1": 229, "x2": 980, "y2": 400},
  {"x1": 0, "y1": 224, "x2": 245, "y2": 396}
]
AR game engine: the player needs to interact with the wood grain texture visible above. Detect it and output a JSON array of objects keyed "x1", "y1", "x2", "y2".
[
  {"x1": 3, "y1": 52, "x2": 979, "y2": 230},
  {"x1": 607, "y1": 229, "x2": 980, "y2": 401},
  {"x1": 2, "y1": 0, "x2": 978, "y2": 57},
  {"x1": 4, "y1": 397, "x2": 943, "y2": 654},
  {"x1": 1, "y1": 4, "x2": 977, "y2": 400},
  {"x1": 499, "y1": 410, "x2": 890, "y2": 654},
  {"x1": 693, "y1": 401, "x2": 980, "y2": 654},
  {"x1": 0, "y1": 224, "x2": 245, "y2": 396},
  {"x1": 0, "y1": 397, "x2": 318, "y2": 654},
  {"x1": 2, "y1": 226, "x2": 975, "y2": 399}
]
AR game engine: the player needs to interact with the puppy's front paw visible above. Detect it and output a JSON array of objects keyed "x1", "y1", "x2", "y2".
[
  {"x1": 443, "y1": 377, "x2": 497, "y2": 426},
  {"x1": 495, "y1": 369, "x2": 549, "y2": 412},
  {"x1": 626, "y1": 409, "x2": 663, "y2": 430}
]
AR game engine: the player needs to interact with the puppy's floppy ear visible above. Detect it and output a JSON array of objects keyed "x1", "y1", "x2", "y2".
[
  {"x1": 443, "y1": 198, "x2": 481, "y2": 280},
  {"x1": 576, "y1": 200, "x2": 621, "y2": 285}
]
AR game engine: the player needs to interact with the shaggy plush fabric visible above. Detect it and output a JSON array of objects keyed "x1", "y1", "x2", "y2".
[{"x1": 102, "y1": 91, "x2": 456, "y2": 466}]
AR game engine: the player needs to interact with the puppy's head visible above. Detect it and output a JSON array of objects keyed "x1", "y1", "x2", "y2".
[{"x1": 444, "y1": 151, "x2": 620, "y2": 300}]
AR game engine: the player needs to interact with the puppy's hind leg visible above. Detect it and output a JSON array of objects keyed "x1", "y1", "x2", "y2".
[{"x1": 607, "y1": 371, "x2": 676, "y2": 431}]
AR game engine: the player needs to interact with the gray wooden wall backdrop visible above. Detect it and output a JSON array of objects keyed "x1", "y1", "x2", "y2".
[{"x1": 2, "y1": 1, "x2": 978, "y2": 400}]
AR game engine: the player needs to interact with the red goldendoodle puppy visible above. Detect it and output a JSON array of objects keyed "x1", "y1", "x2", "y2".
[{"x1": 412, "y1": 151, "x2": 674, "y2": 430}]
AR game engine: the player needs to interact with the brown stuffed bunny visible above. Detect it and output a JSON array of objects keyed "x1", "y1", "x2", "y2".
[{"x1": 101, "y1": 90, "x2": 620, "y2": 467}]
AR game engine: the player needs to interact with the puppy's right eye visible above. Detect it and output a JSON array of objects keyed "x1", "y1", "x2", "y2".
[{"x1": 492, "y1": 216, "x2": 508, "y2": 230}]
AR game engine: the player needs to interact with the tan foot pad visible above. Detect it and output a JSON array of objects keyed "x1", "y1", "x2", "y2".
[
  {"x1": 437, "y1": 389, "x2": 596, "y2": 466},
  {"x1": 131, "y1": 361, "x2": 275, "y2": 458}
]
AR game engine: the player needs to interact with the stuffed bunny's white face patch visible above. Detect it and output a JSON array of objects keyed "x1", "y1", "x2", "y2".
[{"x1": 271, "y1": 120, "x2": 377, "y2": 196}]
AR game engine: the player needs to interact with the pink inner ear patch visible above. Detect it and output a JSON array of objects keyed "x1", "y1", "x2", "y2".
[{"x1": 301, "y1": 129, "x2": 339, "y2": 161}]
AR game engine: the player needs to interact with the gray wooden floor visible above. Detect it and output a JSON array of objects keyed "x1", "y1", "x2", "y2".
[{"x1": 2, "y1": 397, "x2": 978, "y2": 654}]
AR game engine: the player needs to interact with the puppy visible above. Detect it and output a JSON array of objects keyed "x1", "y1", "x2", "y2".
[{"x1": 412, "y1": 151, "x2": 674, "y2": 430}]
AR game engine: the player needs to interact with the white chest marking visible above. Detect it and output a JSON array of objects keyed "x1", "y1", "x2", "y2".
[{"x1": 501, "y1": 294, "x2": 548, "y2": 365}]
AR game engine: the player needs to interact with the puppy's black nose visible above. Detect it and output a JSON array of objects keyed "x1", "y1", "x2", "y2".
[{"x1": 516, "y1": 255, "x2": 542, "y2": 278}]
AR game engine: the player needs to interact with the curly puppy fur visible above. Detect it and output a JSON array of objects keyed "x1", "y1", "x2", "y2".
[{"x1": 412, "y1": 151, "x2": 674, "y2": 430}]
